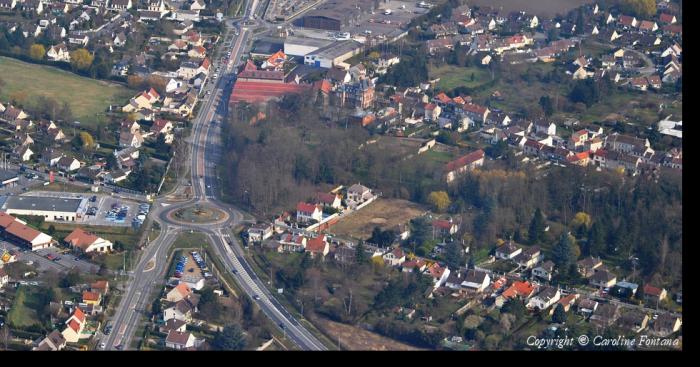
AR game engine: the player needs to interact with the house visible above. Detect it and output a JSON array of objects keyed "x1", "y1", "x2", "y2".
[
  {"x1": 424, "y1": 103, "x2": 441, "y2": 122},
  {"x1": 296, "y1": 202, "x2": 322, "y2": 223},
  {"x1": 590, "y1": 303, "x2": 620, "y2": 327},
  {"x1": 247, "y1": 223, "x2": 273, "y2": 243},
  {"x1": 110, "y1": 0, "x2": 132, "y2": 10},
  {"x1": 577, "y1": 298, "x2": 598, "y2": 317},
  {"x1": 67, "y1": 32, "x2": 89, "y2": 46},
  {"x1": 278, "y1": 232, "x2": 307, "y2": 252},
  {"x1": 425, "y1": 263, "x2": 450, "y2": 289},
  {"x1": 658, "y1": 13, "x2": 677, "y2": 24},
  {"x1": 589, "y1": 269, "x2": 617, "y2": 289},
  {"x1": 618, "y1": 311, "x2": 649, "y2": 333},
  {"x1": 346, "y1": 184, "x2": 373, "y2": 204},
  {"x1": 46, "y1": 43, "x2": 70, "y2": 62},
  {"x1": 577, "y1": 256, "x2": 603, "y2": 277},
  {"x1": 305, "y1": 234, "x2": 329, "y2": 258},
  {"x1": 166, "y1": 283, "x2": 192, "y2": 303},
  {"x1": 0, "y1": 0, "x2": 17, "y2": 10},
  {"x1": 382, "y1": 247, "x2": 406, "y2": 267},
  {"x1": 82, "y1": 290, "x2": 102, "y2": 306},
  {"x1": 534, "y1": 119, "x2": 556, "y2": 136},
  {"x1": 514, "y1": 246, "x2": 542, "y2": 269},
  {"x1": 606, "y1": 134, "x2": 650, "y2": 154},
  {"x1": 150, "y1": 118, "x2": 174, "y2": 136},
  {"x1": 432, "y1": 218, "x2": 459, "y2": 239},
  {"x1": 642, "y1": 284, "x2": 668, "y2": 303},
  {"x1": 119, "y1": 130, "x2": 144, "y2": 148},
  {"x1": 163, "y1": 296, "x2": 199, "y2": 323},
  {"x1": 551, "y1": 293, "x2": 579, "y2": 315},
  {"x1": 1, "y1": 106, "x2": 28, "y2": 121},
  {"x1": 444, "y1": 149, "x2": 485, "y2": 183},
  {"x1": 0, "y1": 212, "x2": 55, "y2": 250},
  {"x1": 61, "y1": 308, "x2": 86, "y2": 343},
  {"x1": 316, "y1": 192, "x2": 342, "y2": 209},
  {"x1": 501, "y1": 281, "x2": 537, "y2": 301},
  {"x1": 64, "y1": 228, "x2": 113, "y2": 253},
  {"x1": 165, "y1": 330, "x2": 196, "y2": 350},
  {"x1": 612, "y1": 281, "x2": 638, "y2": 299},
  {"x1": 90, "y1": 280, "x2": 109, "y2": 295},
  {"x1": 495, "y1": 241, "x2": 522, "y2": 260},
  {"x1": 618, "y1": 15, "x2": 638, "y2": 28},
  {"x1": 262, "y1": 50, "x2": 287, "y2": 70},
  {"x1": 188, "y1": 45, "x2": 207, "y2": 59},
  {"x1": 34, "y1": 330, "x2": 66, "y2": 351},
  {"x1": 532, "y1": 260, "x2": 555, "y2": 281},
  {"x1": 14, "y1": 145, "x2": 34, "y2": 162},
  {"x1": 652, "y1": 314, "x2": 682, "y2": 337},
  {"x1": 461, "y1": 269, "x2": 491, "y2": 292},
  {"x1": 638, "y1": 20, "x2": 658, "y2": 32},
  {"x1": 461, "y1": 103, "x2": 490, "y2": 123},
  {"x1": 527, "y1": 287, "x2": 561, "y2": 311},
  {"x1": 401, "y1": 259, "x2": 427, "y2": 273},
  {"x1": 159, "y1": 319, "x2": 187, "y2": 334},
  {"x1": 57, "y1": 156, "x2": 80, "y2": 172}
]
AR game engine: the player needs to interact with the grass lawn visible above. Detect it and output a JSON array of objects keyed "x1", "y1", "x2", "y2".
[
  {"x1": 7, "y1": 286, "x2": 43, "y2": 329},
  {"x1": 429, "y1": 65, "x2": 491, "y2": 92},
  {"x1": 0, "y1": 56, "x2": 133, "y2": 126}
]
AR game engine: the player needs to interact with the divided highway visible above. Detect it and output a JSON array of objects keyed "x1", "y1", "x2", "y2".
[{"x1": 103, "y1": 1, "x2": 327, "y2": 351}]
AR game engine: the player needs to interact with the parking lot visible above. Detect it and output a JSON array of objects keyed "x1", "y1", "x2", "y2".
[
  {"x1": 1, "y1": 241, "x2": 99, "y2": 274},
  {"x1": 22, "y1": 191, "x2": 150, "y2": 228}
]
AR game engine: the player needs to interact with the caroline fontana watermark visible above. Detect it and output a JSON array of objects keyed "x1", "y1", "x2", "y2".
[{"x1": 526, "y1": 335, "x2": 680, "y2": 349}]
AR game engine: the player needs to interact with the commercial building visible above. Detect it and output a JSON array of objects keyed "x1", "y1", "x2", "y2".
[
  {"x1": 0, "y1": 170, "x2": 19, "y2": 188},
  {"x1": 0, "y1": 211, "x2": 54, "y2": 250},
  {"x1": 284, "y1": 36, "x2": 334, "y2": 57},
  {"x1": 295, "y1": 0, "x2": 376, "y2": 31},
  {"x1": 0, "y1": 195, "x2": 88, "y2": 222},
  {"x1": 304, "y1": 40, "x2": 363, "y2": 68}
]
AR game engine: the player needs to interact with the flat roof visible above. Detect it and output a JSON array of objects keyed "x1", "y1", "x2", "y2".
[
  {"x1": 0, "y1": 170, "x2": 19, "y2": 183},
  {"x1": 307, "y1": 40, "x2": 362, "y2": 59},
  {"x1": 284, "y1": 36, "x2": 334, "y2": 48},
  {"x1": 2, "y1": 195, "x2": 86, "y2": 213}
]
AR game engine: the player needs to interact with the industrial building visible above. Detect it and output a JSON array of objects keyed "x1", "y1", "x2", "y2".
[
  {"x1": 295, "y1": 0, "x2": 376, "y2": 31},
  {"x1": 0, "y1": 211, "x2": 55, "y2": 251},
  {"x1": 284, "y1": 36, "x2": 334, "y2": 57},
  {"x1": 0, "y1": 195, "x2": 88, "y2": 222},
  {"x1": 304, "y1": 40, "x2": 363, "y2": 68},
  {"x1": 0, "y1": 170, "x2": 19, "y2": 188}
]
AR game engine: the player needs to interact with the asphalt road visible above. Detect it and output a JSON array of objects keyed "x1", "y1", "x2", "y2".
[{"x1": 103, "y1": 0, "x2": 327, "y2": 350}]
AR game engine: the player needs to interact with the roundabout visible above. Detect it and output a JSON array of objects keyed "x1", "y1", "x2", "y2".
[{"x1": 166, "y1": 204, "x2": 229, "y2": 225}]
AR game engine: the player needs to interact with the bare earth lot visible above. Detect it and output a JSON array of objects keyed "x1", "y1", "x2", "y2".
[
  {"x1": 330, "y1": 198, "x2": 426, "y2": 240},
  {"x1": 315, "y1": 318, "x2": 427, "y2": 351},
  {"x1": 468, "y1": 0, "x2": 593, "y2": 17}
]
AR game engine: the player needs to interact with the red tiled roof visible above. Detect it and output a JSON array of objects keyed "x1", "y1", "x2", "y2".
[
  {"x1": 67, "y1": 319, "x2": 81, "y2": 333},
  {"x1": 306, "y1": 235, "x2": 327, "y2": 253},
  {"x1": 643, "y1": 284, "x2": 664, "y2": 297},
  {"x1": 432, "y1": 219, "x2": 453, "y2": 230},
  {"x1": 434, "y1": 92, "x2": 452, "y2": 104},
  {"x1": 296, "y1": 202, "x2": 319, "y2": 214},
  {"x1": 5, "y1": 221, "x2": 41, "y2": 242},
  {"x1": 462, "y1": 103, "x2": 488, "y2": 115},
  {"x1": 82, "y1": 290, "x2": 100, "y2": 302},
  {"x1": 444, "y1": 149, "x2": 485, "y2": 173},
  {"x1": 64, "y1": 228, "x2": 99, "y2": 250},
  {"x1": 502, "y1": 281, "x2": 535, "y2": 299},
  {"x1": 0, "y1": 211, "x2": 18, "y2": 228},
  {"x1": 314, "y1": 79, "x2": 332, "y2": 94},
  {"x1": 424, "y1": 103, "x2": 437, "y2": 110},
  {"x1": 174, "y1": 283, "x2": 191, "y2": 298},
  {"x1": 659, "y1": 13, "x2": 675, "y2": 23},
  {"x1": 73, "y1": 307, "x2": 85, "y2": 323},
  {"x1": 316, "y1": 192, "x2": 338, "y2": 204}
]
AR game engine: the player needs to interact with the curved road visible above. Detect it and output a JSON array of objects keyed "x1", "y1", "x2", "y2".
[{"x1": 103, "y1": 0, "x2": 327, "y2": 351}]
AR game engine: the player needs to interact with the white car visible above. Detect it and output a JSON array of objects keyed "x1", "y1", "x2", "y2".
[{"x1": 99, "y1": 342, "x2": 106, "y2": 350}]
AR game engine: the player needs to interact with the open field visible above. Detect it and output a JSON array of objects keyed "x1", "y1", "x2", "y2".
[
  {"x1": 430, "y1": 65, "x2": 492, "y2": 92},
  {"x1": 329, "y1": 198, "x2": 427, "y2": 240},
  {"x1": 7, "y1": 286, "x2": 43, "y2": 329},
  {"x1": 314, "y1": 318, "x2": 427, "y2": 351},
  {"x1": 467, "y1": 0, "x2": 593, "y2": 17},
  {"x1": 0, "y1": 56, "x2": 133, "y2": 125}
]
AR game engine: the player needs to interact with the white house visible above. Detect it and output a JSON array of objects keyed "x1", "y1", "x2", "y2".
[
  {"x1": 165, "y1": 330, "x2": 197, "y2": 350},
  {"x1": 527, "y1": 287, "x2": 561, "y2": 311},
  {"x1": 166, "y1": 283, "x2": 192, "y2": 303},
  {"x1": 495, "y1": 241, "x2": 522, "y2": 260},
  {"x1": 64, "y1": 228, "x2": 113, "y2": 253},
  {"x1": 296, "y1": 202, "x2": 322, "y2": 223},
  {"x1": 46, "y1": 43, "x2": 70, "y2": 62},
  {"x1": 532, "y1": 260, "x2": 555, "y2": 281}
]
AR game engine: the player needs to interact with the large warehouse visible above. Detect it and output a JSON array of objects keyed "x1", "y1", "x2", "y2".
[
  {"x1": 295, "y1": 0, "x2": 376, "y2": 31},
  {"x1": 284, "y1": 36, "x2": 334, "y2": 57},
  {"x1": 0, "y1": 195, "x2": 88, "y2": 222},
  {"x1": 304, "y1": 40, "x2": 363, "y2": 68}
]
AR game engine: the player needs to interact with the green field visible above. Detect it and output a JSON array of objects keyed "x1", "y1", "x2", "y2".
[
  {"x1": 430, "y1": 65, "x2": 492, "y2": 92},
  {"x1": 0, "y1": 56, "x2": 133, "y2": 126},
  {"x1": 7, "y1": 286, "x2": 43, "y2": 329}
]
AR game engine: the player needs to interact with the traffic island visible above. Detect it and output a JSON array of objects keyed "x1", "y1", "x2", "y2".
[{"x1": 167, "y1": 204, "x2": 229, "y2": 225}]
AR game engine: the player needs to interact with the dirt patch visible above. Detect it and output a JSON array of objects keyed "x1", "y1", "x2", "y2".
[
  {"x1": 468, "y1": 0, "x2": 593, "y2": 17},
  {"x1": 315, "y1": 318, "x2": 427, "y2": 351},
  {"x1": 329, "y1": 198, "x2": 427, "y2": 240}
]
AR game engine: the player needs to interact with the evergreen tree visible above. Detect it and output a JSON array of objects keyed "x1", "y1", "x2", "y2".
[
  {"x1": 552, "y1": 303, "x2": 567, "y2": 324},
  {"x1": 552, "y1": 234, "x2": 574, "y2": 272},
  {"x1": 444, "y1": 241, "x2": 464, "y2": 270},
  {"x1": 212, "y1": 324, "x2": 246, "y2": 350},
  {"x1": 587, "y1": 222, "x2": 605, "y2": 256},
  {"x1": 355, "y1": 241, "x2": 368, "y2": 264},
  {"x1": 528, "y1": 208, "x2": 546, "y2": 245}
]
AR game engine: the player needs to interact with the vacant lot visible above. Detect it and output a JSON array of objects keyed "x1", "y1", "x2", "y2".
[
  {"x1": 0, "y1": 56, "x2": 133, "y2": 125},
  {"x1": 315, "y1": 318, "x2": 427, "y2": 351},
  {"x1": 468, "y1": 0, "x2": 593, "y2": 17},
  {"x1": 430, "y1": 65, "x2": 492, "y2": 92},
  {"x1": 330, "y1": 198, "x2": 426, "y2": 240},
  {"x1": 7, "y1": 286, "x2": 43, "y2": 329}
]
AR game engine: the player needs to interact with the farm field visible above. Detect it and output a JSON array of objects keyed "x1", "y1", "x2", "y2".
[
  {"x1": 467, "y1": 0, "x2": 594, "y2": 17},
  {"x1": 329, "y1": 198, "x2": 426, "y2": 240},
  {"x1": 0, "y1": 56, "x2": 133, "y2": 126}
]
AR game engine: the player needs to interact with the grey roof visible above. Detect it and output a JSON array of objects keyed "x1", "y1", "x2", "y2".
[
  {"x1": 307, "y1": 40, "x2": 362, "y2": 60},
  {"x1": 284, "y1": 36, "x2": 334, "y2": 48},
  {"x1": 2, "y1": 195, "x2": 85, "y2": 213},
  {"x1": 0, "y1": 170, "x2": 19, "y2": 183}
]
